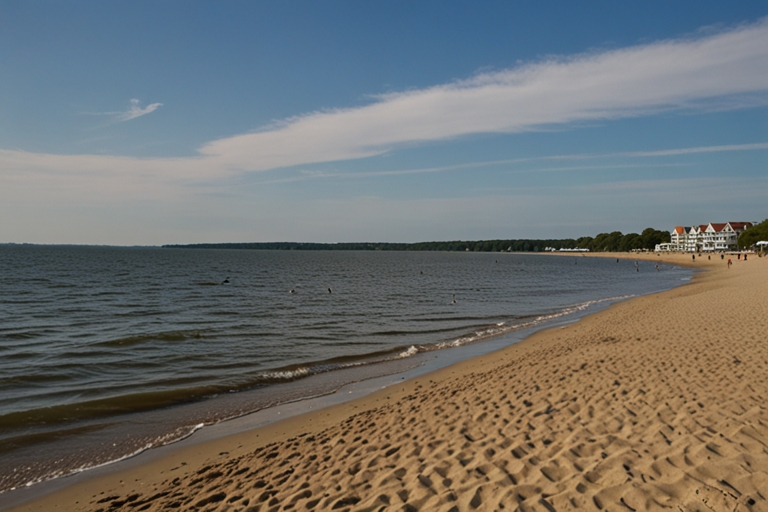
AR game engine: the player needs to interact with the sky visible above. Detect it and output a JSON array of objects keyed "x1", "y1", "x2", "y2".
[{"x1": 1, "y1": 1, "x2": 767, "y2": 245}]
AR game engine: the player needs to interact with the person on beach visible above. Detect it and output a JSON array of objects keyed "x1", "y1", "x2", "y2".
[
  {"x1": 728, "y1": 258, "x2": 732, "y2": 268},
  {"x1": 692, "y1": 254, "x2": 695, "y2": 261}
]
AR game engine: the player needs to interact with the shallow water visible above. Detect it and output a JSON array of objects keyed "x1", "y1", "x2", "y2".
[{"x1": 0, "y1": 246, "x2": 692, "y2": 492}]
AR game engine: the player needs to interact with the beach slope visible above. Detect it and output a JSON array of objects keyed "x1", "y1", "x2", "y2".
[{"x1": 10, "y1": 253, "x2": 768, "y2": 511}]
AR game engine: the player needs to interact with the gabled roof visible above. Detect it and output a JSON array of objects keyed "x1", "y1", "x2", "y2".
[
  {"x1": 708, "y1": 223, "x2": 727, "y2": 233},
  {"x1": 673, "y1": 226, "x2": 688, "y2": 234},
  {"x1": 727, "y1": 222, "x2": 753, "y2": 231}
]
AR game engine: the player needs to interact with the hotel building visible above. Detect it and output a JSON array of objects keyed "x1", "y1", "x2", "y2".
[{"x1": 661, "y1": 222, "x2": 754, "y2": 252}]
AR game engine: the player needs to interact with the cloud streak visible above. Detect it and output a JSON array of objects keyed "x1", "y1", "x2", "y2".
[
  {"x1": 115, "y1": 98, "x2": 163, "y2": 122},
  {"x1": 1, "y1": 18, "x2": 767, "y2": 210},
  {"x1": 3, "y1": 19, "x2": 767, "y2": 183},
  {"x1": 198, "y1": 18, "x2": 768, "y2": 173},
  {"x1": 620, "y1": 142, "x2": 768, "y2": 157}
]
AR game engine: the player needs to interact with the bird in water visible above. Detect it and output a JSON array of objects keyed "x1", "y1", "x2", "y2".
[
  {"x1": 450, "y1": 294, "x2": 457, "y2": 305},
  {"x1": 328, "y1": 287, "x2": 333, "y2": 294},
  {"x1": 289, "y1": 288, "x2": 296, "y2": 294},
  {"x1": 222, "y1": 277, "x2": 230, "y2": 284}
]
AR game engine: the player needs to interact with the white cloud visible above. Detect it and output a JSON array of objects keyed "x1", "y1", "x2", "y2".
[
  {"x1": 115, "y1": 98, "x2": 163, "y2": 122},
  {"x1": 197, "y1": 18, "x2": 768, "y2": 173},
  {"x1": 4, "y1": 19, "x2": 768, "y2": 184},
  {"x1": 620, "y1": 142, "x2": 768, "y2": 157}
]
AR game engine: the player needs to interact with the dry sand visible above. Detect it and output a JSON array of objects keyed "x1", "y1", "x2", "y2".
[{"x1": 8, "y1": 252, "x2": 768, "y2": 511}]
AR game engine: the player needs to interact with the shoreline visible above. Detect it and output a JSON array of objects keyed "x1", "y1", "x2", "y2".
[
  {"x1": 1, "y1": 254, "x2": 673, "y2": 507},
  {"x1": 0, "y1": 253, "x2": 688, "y2": 497},
  {"x1": 6, "y1": 252, "x2": 767, "y2": 511}
]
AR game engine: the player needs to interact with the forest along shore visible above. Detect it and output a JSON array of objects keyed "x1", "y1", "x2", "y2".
[{"x1": 8, "y1": 252, "x2": 768, "y2": 511}]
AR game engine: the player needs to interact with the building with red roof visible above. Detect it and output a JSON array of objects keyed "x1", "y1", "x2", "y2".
[{"x1": 664, "y1": 222, "x2": 754, "y2": 252}]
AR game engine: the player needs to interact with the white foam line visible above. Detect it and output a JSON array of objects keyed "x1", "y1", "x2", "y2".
[{"x1": 7, "y1": 422, "x2": 210, "y2": 494}]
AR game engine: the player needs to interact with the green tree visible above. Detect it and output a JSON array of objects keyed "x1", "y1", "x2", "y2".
[
  {"x1": 639, "y1": 227, "x2": 670, "y2": 250},
  {"x1": 576, "y1": 236, "x2": 593, "y2": 249},
  {"x1": 618, "y1": 233, "x2": 641, "y2": 252},
  {"x1": 739, "y1": 219, "x2": 768, "y2": 249}
]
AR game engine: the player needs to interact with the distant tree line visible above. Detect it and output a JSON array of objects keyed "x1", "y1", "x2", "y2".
[
  {"x1": 738, "y1": 219, "x2": 768, "y2": 249},
  {"x1": 573, "y1": 228, "x2": 670, "y2": 252},
  {"x1": 164, "y1": 228, "x2": 671, "y2": 253}
]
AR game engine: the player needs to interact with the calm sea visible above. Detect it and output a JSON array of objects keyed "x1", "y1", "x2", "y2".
[{"x1": 0, "y1": 246, "x2": 692, "y2": 493}]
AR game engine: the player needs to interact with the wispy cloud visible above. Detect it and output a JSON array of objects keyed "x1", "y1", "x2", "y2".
[
  {"x1": 198, "y1": 18, "x2": 768, "y2": 173},
  {"x1": 114, "y1": 98, "x2": 163, "y2": 122},
  {"x1": 620, "y1": 142, "x2": 768, "y2": 157},
  {"x1": 83, "y1": 99, "x2": 163, "y2": 123},
  {"x1": 6, "y1": 19, "x2": 768, "y2": 183},
  {"x1": 248, "y1": 141, "x2": 765, "y2": 186}
]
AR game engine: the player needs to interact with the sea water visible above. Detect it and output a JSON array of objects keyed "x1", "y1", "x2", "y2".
[{"x1": 0, "y1": 246, "x2": 693, "y2": 492}]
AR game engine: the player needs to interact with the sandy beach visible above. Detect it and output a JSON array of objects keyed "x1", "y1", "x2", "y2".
[{"x1": 7, "y1": 252, "x2": 767, "y2": 511}]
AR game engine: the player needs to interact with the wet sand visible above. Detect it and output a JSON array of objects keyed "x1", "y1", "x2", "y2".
[{"x1": 7, "y1": 252, "x2": 767, "y2": 511}]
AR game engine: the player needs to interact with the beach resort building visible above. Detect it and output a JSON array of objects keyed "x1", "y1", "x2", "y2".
[{"x1": 663, "y1": 222, "x2": 753, "y2": 252}]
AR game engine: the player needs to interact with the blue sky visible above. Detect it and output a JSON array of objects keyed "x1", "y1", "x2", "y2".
[{"x1": 1, "y1": 1, "x2": 767, "y2": 245}]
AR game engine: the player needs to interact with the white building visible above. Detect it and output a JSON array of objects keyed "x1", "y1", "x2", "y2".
[{"x1": 663, "y1": 222, "x2": 753, "y2": 252}]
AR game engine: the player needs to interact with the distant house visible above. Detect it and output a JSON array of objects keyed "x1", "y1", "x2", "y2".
[
  {"x1": 669, "y1": 226, "x2": 689, "y2": 251},
  {"x1": 662, "y1": 222, "x2": 754, "y2": 252}
]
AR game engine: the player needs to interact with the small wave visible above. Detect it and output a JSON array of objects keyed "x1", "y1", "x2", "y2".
[
  {"x1": 237, "y1": 295, "x2": 638, "y2": 387},
  {"x1": 430, "y1": 295, "x2": 634, "y2": 351},
  {"x1": 5, "y1": 422, "x2": 210, "y2": 494},
  {"x1": 0, "y1": 385, "x2": 221, "y2": 430},
  {"x1": 255, "y1": 367, "x2": 311, "y2": 382},
  {"x1": 12, "y1": 442, "x2": 156, "y2": 493},
  {"x1": 95, "y1": 331, "x2": 202, "y2": 347}
]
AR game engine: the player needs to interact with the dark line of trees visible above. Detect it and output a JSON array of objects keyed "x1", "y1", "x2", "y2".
[
  {"x1": 738, "y1": 219, "x2": 768, "y2": 249},
  {"x1": 573, "y1": 228, "x2": 671, "y2": 253},
  {"x1": 164, "y1": 227, "x2": 671, "y2": 253}
]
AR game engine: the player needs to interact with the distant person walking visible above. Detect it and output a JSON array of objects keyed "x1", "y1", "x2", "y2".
[{"x1": 728, "y1": 258, "x2": 732, "y2": 268}]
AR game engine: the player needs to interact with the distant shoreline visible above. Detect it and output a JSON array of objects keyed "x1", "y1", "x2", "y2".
[{"x1": 161, "y1": 240, "x2": 579, "y2": 252}]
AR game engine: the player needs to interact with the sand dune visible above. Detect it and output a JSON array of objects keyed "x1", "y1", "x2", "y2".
[{"x1": 9, "y1": 252, "x2": 768, "y2": 511}]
